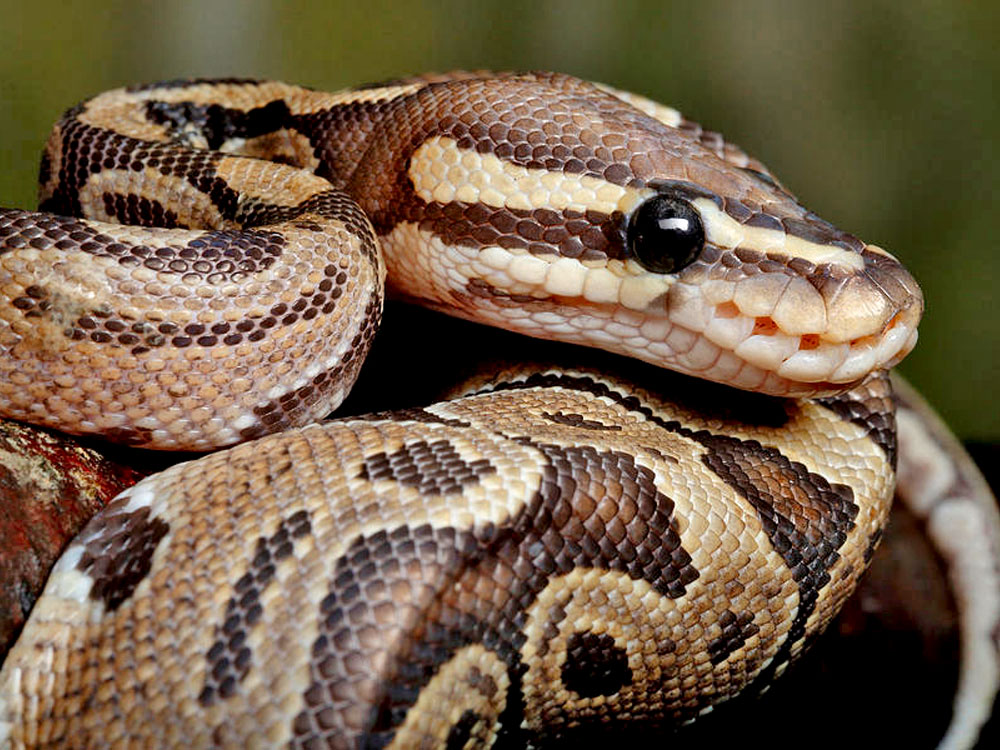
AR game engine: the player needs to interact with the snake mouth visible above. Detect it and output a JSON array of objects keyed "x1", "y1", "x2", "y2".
[
  {"x1": 715, "y1": 300, "x2": 920, "y2": 385},
  {"x1": 663, "y1": 243, "x2": 924, "y2": 395},
  {"x1": 656, "y1": 300, "x2": 920, "y2": 398}
]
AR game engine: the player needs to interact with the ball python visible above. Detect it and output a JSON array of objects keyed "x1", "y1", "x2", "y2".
[{"x1": 0, "y1": 71, "x2": 996, "y2": 749}]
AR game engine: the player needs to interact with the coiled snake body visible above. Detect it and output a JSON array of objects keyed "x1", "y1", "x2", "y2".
[{"x1": 0, "y1": 72, "x2": 996, "y2": 749}]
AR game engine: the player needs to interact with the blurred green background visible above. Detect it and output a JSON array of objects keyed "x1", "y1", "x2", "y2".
[{"x1": 1, "y1": 0, "x2": 996, "y2": 438}]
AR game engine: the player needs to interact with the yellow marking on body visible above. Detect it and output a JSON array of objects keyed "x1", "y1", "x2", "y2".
[
  {"x1": 78, "y1": 96, "x2": 172, "y2": 142},
  {"x1": 693, "y1": 198, "x2": 865, "y2": 271},
  {"x1": 316, "y1": 82, "x2": 424, "y2": 108},
  {"x1": 213, "y1": 156, "x2": 332, "y2": 205},
  {"x1": 409, "y1": 136, "x2": 653, "y2": 215}
]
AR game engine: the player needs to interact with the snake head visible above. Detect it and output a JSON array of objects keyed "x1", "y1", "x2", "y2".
[
  {"x1": 621, "y1": 175, "x2": 924, "y2": 396},
  {"x1": 367, "y1": 72, "x2": 924, "y2": 397}
]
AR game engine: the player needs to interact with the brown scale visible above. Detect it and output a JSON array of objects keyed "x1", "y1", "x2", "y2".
[
  {"x1": 560, "y1": 630, "x2": 632, "y2": 697},
  {"x1": 0, "y1": 116, "x2": 382, "y2": 448},
  {"x1": 358, "y1": 438, "x2": 497, "y2": 495},
  {"x1": 415, "y1": 201, "x2": 623, "y2": 262},
  {"x1": 199, "y1": 509, "x2": 312, "y2": 707},
  {"x1": 3, "y1": 72, "x2": 924, "y2": 451},
  {"x1": 457, "y1": 364, "x2": 891, "y2": 670},
  {"x1": 242, "y1": 289, "x2": 382, "y2": 441},
  {"x1": 818, "y1": 372, "x2": 897, "y2": 466},
  {"x1": 0, "y1": 74, "x2": 917, "y2": 748},
  {"x1": 74, "y1": 494, "x2": 171, "y2": 611},
  {"x1": 707, "y1": 609, "x2": 761, "y2": 665},
  {"x1": 0, "y1": 360, "x2": 897, "y2": 747},
  {"x1": 303, "y1": 439, "x2": 702, "y2": 747},
  {"x1": 101, "y1": 191, "x2": 184, "y2": 227},
  {"x1": 42, "y1": 219, "x2": 350, "y2": 356},
  {"x1": 539, "y1": 411, "x2": 623, "y2": 431}
]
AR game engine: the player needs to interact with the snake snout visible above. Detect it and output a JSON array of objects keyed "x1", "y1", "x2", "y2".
[
  {"x1": 855, "y1": 243, "x2": 924, "y2": 367},
  {"x1": 661, "y1": 240, "x2": 925, "y2": 396},
  {"x1": 784, "y1": 243, "x2": 924, "y2": 384}
]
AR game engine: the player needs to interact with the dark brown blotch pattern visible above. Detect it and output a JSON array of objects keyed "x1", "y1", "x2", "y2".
[
  {"x1": 691, "y1": 429, "x2": 857, "y2": 674},
  {"x1": 62, "y1": 267, "x2": 350, "y2": 355},
  {"x1": 76, "y1": 496, "x2": 170, "y2": 611},
  {"x1": 416, "y1": 202, "x2": 624, "y2": 262},
  {"x1": 560, "y1": 630, "x2": 632, "y2": 698},
  {"x1": 291, "y1": 523, "x2": 477, "y2": 749},
  {"x1": 199, "y1": 509, "x2": 311, "y2": 706},
  {"x1": 101, "y1": 192, "x2": 184, "y2": 228},
  {"x1": 290, "y1": 437, "x2": 697, "y2": 748},
  {"x1": 707, "y1": 609, "x2": 760, "y2": 665},
  {"x1": 144, "y1": 97, "x2": 292, "y2": 151},
  {"x1": 358, "y1": 438, "x2": 497, "y2": 496},
  {"x1": 480, "y1": 369, "x2": 863, "y2": 676},
  {"x1": 445, "y1": 709, "x2": 482, "y2": 750}
]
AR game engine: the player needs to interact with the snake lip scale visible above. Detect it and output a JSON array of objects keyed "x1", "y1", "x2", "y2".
[{"x1": 0, "y1": 71, "x2": 994, "y2": 749}]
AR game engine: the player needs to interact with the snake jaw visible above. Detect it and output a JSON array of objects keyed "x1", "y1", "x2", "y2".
[{"x1": 649, "y1": 235, "x2": 924, "y2": 396}]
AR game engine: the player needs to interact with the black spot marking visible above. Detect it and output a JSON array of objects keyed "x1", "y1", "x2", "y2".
[
  {"x1": 358, "y1": 439, "x2": 496, "y2": 495},
  {"x1": 76, "y1": 499, "x2": 170, "y2": 611},
  {"x1": 561, "y1": 631, "x2": 632, "y2": 698},
  {"x1": 198, "y1": 509, "x2": 311, "y2": 706}
]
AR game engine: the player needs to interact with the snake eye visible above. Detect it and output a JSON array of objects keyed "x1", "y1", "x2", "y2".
[{"x1": 627, "y1": 195, "x2": 704, "y2": 273}]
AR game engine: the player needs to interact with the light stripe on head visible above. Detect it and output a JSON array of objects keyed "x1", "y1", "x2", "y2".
[{"x1": 409, "y1": 135, "x2": 653, "y2": 216}]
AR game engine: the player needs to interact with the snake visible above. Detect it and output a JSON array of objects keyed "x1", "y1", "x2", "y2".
[{"x1": 0, "y1": 71, "x2": 996, "y2": 749}]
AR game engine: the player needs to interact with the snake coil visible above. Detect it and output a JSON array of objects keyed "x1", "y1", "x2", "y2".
[{"x1": 0, "y1": 72, "x2": 995, "y2": 750}]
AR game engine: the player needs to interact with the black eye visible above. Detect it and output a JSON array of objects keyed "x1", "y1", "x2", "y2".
[{"x1": 627, "y1": 195, "x2": 704, "y2": 273}]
